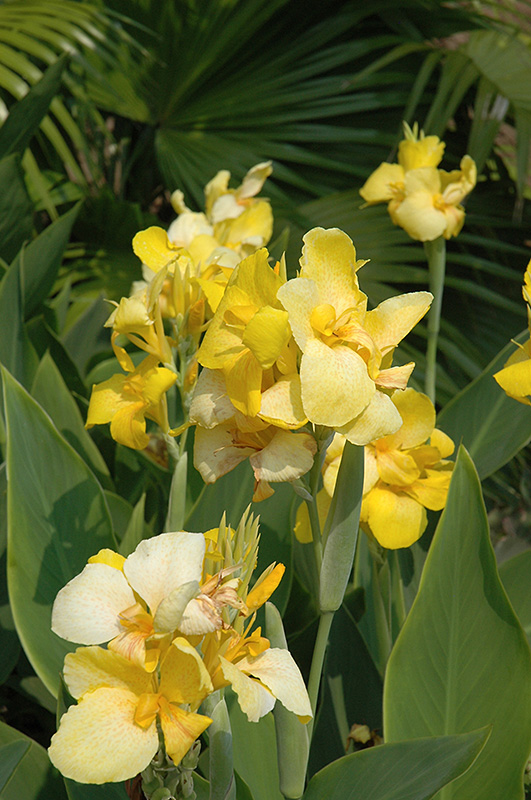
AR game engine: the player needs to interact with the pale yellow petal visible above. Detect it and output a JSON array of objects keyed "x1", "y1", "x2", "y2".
[
  {"x1": 406, "y1": 468, "x2": 453, "y2": 510},
  {"x1": 376, "y1": 449, "x2": 421, "y2": 486},
  {"x1": 364, "y1": 293, "x2": 432, "y2": 353},
  {"x1": 380, "y1": 388, "x2": 435, "y2": 450},
  {"x1": 222, "y1": 201, "x2": 273, "y2": 250},
  {"x1": 249, "y1": 429, "x2": 316, "y2": 484},
  {"x1": 219, "y1": 656, "x2": 276, "y2": 722},
  {"x1": 160, "y1": 637, "x2": 213, "y2": 706},
  {"x1": 359, "y1": 163, "x2": 405, "y2": 204},
  {"x1": 189, "y1": 368, "x2": 235, "y2": 428},
  {"x1": 298, "y1": 227, "x2": 366, "y2": 315},
  {"x1": 88, "y1": 549, "x2": 126, "y2": 570},
  {"x1": 277, "y1": 276, "x2": 321, "y2": 350},
  {"x1": 494, "y1": 356, "x2": 531, "y2": 403},
  {"x1": 236, "y1": 648, "x2": 312, "y2": 722},
  {"x1": 224, "y1": 349, "x2": 263, "y2": 417},
  {"x1": 430, "y1": 428, "x2": 455, "y2": 458},
  {"x1": 86, "y1": 374, "x2": 128, "y2": 427},
  {"x1": 300, "y1": 338, "x2": 375, "y2": 427},
  {"x1": 193, "y1": 424, "x2": 253, "y2": 483},
  {"x1": 237, "y1": 161, "x2": 273, "y2": 199},
  {"x1": 393, "y1": 190, "x2": 447, "y2": 242},
  {"x1": 364, "y1": 486, "x2": 426, "y2": 549},
  {"x1": 363, "y1": 448, "x2": 380, "y2": 494},
  {"x1": 110, "y1": 404, "x2": 149, "y2": 450},
  {"x1": 246, "y1": 564, "x2": 285, "y2": 613},
  {"x1": 398, "y1": 136, "x2": 445, "y2": 170},
  {"x1": 132, "y1": 227, "x2": 178, "y2": 272},
  {"x1": 63, "y1": 646, "x2": 151, "y2": 700},
  {"x1": 242, "y1": 306, "x2": 291, "y2": 369},
  {"x1": 336, "y1": 390, "x2": 402, "y2": 446},
  {"x1": 123, "y1": 532, "x2": 205, "y2": 615},
  {"x1": 52, "y1": 564, "x2": 135, "y2": 645},
  {"x1": 49, "y1": 688, "x2": 158, "y2": 783},
  {"x1": 167, "y1": 211, "x2": 212, "y2": 247},
  {"x1": 205, "y1": 170, "x2": 230, "y2": 215},
  {"x1": 259, "y1": 374, "x2": 307, "y2": 429},
  {"x1": 159, "y1": 700, "x2": 212, "y2": 766}
]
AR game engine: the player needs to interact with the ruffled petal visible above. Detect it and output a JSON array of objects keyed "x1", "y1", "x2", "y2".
[
  {"x1": 300, "y1": 339, "x2": 374, "y2": 427},
  {"x1": 298, "y1": 228, "x2": 366, "y2": 315},
  {"x1": 132, "y1": 227, "x2": 178, "y2": 272},
  {"x1": 393, "y1": 191, "x2": 446, "y2": 242},
  {"x1": 124, "y1": 532, "x2": 205, "y2": 615},
  {"x1": 430, "y1": 428, "x2": 455, "y2": 458},
  {"x1": 359, "y1": 163, "x2": 405, "y2": 204},
  {"x1": 189, "y1": 368, "x2": 236, "y2": 429},
  {"x1": 364, "y1": 486, "x2": 427, "y2": 549},
  {"x1": 405, "y1": 468, "x2": 453, "y2": 510},
  {"x1": 224, "y1": 349, "x2": 263, "y2": 417},
  {"x1": 259, "y1": 374, "x2": 307, "y2": 429},
  {"x1": 277, "y1": 277, "x2": 320, "y2": 351},
  {"x1": 364, "y1": 293, "x2": 432, "y2": 354},
  {"x1": 159, "y1": 637, "x2": 213, "y2": 706},
  {"x1": 494, "y1": 355, "x2": 531, "y2": 404},
  {"x1": 242, "y1": 306, "x2": 291, "y2": 369},
  {"x1": 52, "y1": 563, "x2": 135, "y2": 645},
  {"x1": 336, "y1": 390, "x2": 402, "y2": 446},
  {"x1": 219, "y1": 656, "x2": 276, "y2": 722},
  {"x1": 380, "y1": 388, "x2": 435, "y2": 450},
  {"x1": 236, "y1": 648, "x2": 312, "y2": 722},
  {"x1": 63, "y1": 646, "x2": 152, "y2": 700},
  {"x1": 249, "y1": 429, "x2": 316, "y2": 485},
  {"x1": 193, "y1": 424, "x2": 254, "y2": 483},
  {"x1": 159, "y1": 699, "x2": 212, "y2": 767},
  {"x1": 48, "y1": 688, "x2": 159, "y2": 783}
]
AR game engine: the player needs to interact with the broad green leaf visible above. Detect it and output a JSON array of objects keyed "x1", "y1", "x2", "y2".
[
  {"x1": 302, "y1": 729, "x2": 489, "y2": 800},
  {"x1": 119, "y1": 493, "x2": 148, "y2": 556},
  {"x1": 384, "y1": 447, "x2": 531, "y2": 799},
  {"x1": 104, "y1": 491, "x2": 134, "y2": 542},
  {"x1": 0, "y1": 153, "x2": 32, "y2": 264},
  {"x1": 31, "y1": 352, "x2": 111, "y2": 489},
  {"x1": 0, "y1": 57, "x2": 67, "y2": 160},
  {"x1": 62, "y1": 294, "x2": 112, "y2": 378},
  {"x1": 0, "y1": 249, "x2": 38, "y2": 387},
  {"x1": 437, "y1": 332, "x2": 531, "y2": 478},
  {"x1": 11, "y1": 203, "x2": 80, "y2": 321},
  {"x1": 226, "y1": 689, "x2": 283, "y2": 800},
  {"x1": 499, "y1": 550, "x2": 531, "y2": 647},
  {"x1": 0, "y1": 720, "x2": 67, "y2": 800},
  {"x1": 0, "y1": 741, "x2": 28, "y2": 793},
  {"x1": 3, "y1": 368, "x2": 115, "y2": 697},
  {"x1": 309, "y1": 604, "x2": 383, "y2": 776},
  {"x1": 0, "y1": 463, "x2": 19, "y2": 685}
]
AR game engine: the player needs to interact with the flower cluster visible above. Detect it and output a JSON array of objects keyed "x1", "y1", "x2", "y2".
[
  {"x1": 359, "y1": 123, "x2": 476, "y2": 241},
  {"x1": 295, "y1": 388, "x2": 454, "y2": 549},
  {"x1": 49, "y1": 516, "x2": 311, "y2": 784},
  {"x1": 494, "y1": 260, "x2": 531, "y2": 403},
  {"x1": 85, "y1": 163, "x2": 274, "y2": 451},
  {"x1": 190, "y1": 226, "x2": 432, "y2": 499}
]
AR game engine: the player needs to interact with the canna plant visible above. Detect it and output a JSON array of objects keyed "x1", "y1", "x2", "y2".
[{"x1": 0, "y1": 23, "x2": 531, "y2": 799}]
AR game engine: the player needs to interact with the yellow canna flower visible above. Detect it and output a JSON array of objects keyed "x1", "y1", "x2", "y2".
[
  {"x1": 169, "y1": 161, "x2": 273, "y2": 261},
  {"x1": 48, "y1": 643, "x2": 213, "y2": 784},
  {"x1": 86, "y1": 355, "x2": 177, "y2": 450},
  {"x1": 190, "y1": 368, "x2": 316, "y2": 500},
  {"x1": 277, "y1": 228, "x2": 432, "y2": 444},
  {"x1": 202, "y1": 627, "x2": 312, "y2": 724},
  {"x1": 52, "y1": 531, "x2": 250, "y2": 671},
  {"x1": 494, "y1": 261, "x2": 531, "y2": 404},
  {"x1": 197, "y1": 249, "x2": 292, "y2": 417},
  {"x1": 295, "y1": 388, "x2": 454, "y2": 549},
  {"x1": 359, "y1": 123, "x2": 476, "y2": 241}
]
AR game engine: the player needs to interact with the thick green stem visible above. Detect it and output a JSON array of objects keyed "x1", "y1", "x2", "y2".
[
  {"x1": 306, "y1": 610, "x2": 334, "y2": 743},
  {"x1": 423, "y1": 236, "x2": 446, "y2": 405}
]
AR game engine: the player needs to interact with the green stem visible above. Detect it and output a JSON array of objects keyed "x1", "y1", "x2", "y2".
[
  {"x1": 423, "y1": 236, "x2": 446, "y2": 405},
  {"x1": 306, "y1": 611, "x2": 334, "y2": 743}
]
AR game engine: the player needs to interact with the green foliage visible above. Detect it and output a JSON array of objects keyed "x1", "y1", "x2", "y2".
[
  {"x1": 384, "y1": 447, "x2": 531, "y2": 799},
  {"x1": 302, "y1": 729, "x2": 489, "y2": 800},
  {"x1": 0, "y1": 720, "x2": 67, "y2": 799},
  {"x1": 3, "y1": 368, "x2": 115, "y2": 697}
]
